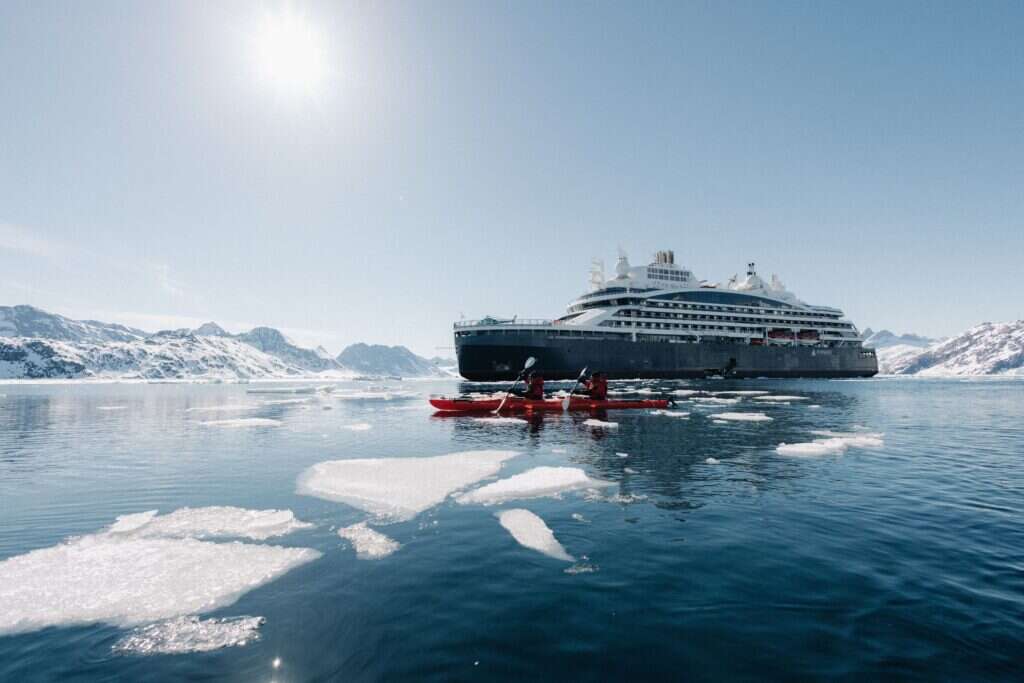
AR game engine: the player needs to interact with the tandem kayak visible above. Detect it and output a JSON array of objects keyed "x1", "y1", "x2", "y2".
[{"x1": 429, "y1": 396, "x2": 670, "y2": 413}]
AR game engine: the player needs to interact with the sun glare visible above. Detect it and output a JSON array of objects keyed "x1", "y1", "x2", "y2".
[{"x1": 252, "y1": 8, "x2": 328, "y2": 97}]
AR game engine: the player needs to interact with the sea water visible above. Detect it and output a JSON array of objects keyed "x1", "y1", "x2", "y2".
[{"x1": 1, "y1": 377, "x2": 1023, "y2": 681}]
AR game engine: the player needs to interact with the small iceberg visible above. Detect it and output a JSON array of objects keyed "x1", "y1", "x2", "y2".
[
  {"x1": 338, "y1": 522, "x2": 400, "y2": 559},
  {"x1": 497, "y1": 509, "x2": 574, "y2": 562},
  {"x1": 583, "y1": 418, "x2": 618, "y2": 429},
  {"x1": 776, "y1": 431, "x2": 884, "y2": 456},
  {"x1": 456, "y1": 467, "x2": 612, "y2": 506}
]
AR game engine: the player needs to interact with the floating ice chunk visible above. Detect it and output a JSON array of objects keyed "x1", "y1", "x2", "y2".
[
  {"x1": 335, "y1": 390, "x2": 419, "y2": 401},
  {"x1": 564, "y1": 562, "x2": 598, "y2": 575},
  {"x1": 473, "y1": 417, "x2": 528, "y2": 425},
  {"x1": 496, "y1": 509, "x2": 574, "y2": 562},
  {"x1": 201, "y1": 418, "x2": 281, "y2": 428},
  {"x1": 671, "y1": 389, "x2": 700, "y2": 397},
  {"x1": 246, "y1": 386, "x2": 316, "y2": 395},
  {"x1": 705, "y1": 457, "x2": 720, "y2": 464},
  {"x1": 261, "y1": 398, "x2": 312, "y2": 405},
  {"x1": 776, "y1": 432, "x2": 884, "y2": 456},
  {"x1": 296, "y1": 450, "x2": 520, "y2": 521},
  {"x1": 615, "y1": 452, "x2": 629, "y2": 458},
  {"x1": 754, "y1": 395, "x2": 810, "y2": 402},
  {"x1": 551, "y1": 448, "x2": 567, "y2": 454},
  {"x1": 338, "y1": 523, "x2": 400, "y2": 559},
  {"x1": 713, "y1": 420, "x2": 728, "y2": 425},
  {"x1": 112, "y1": 615, "x2": 265, "y2": 655},
  {"x1": 0, "y1": 531, "x2": 320, "y2": 635},
  {"x1": 571, "y1": 513, "x2": 589, "y2": 523},
  {"x1": 710, "y1": 390, "x2": 771, "y2": 396},
  {"x1": 186, "y1": 404, "x2": 259, "y2": 413},
  {"x1": 649, "y1": 409, "x2": 690, "y2": 418},
  {"x1": 456, "y1": 467, "x2": 612, "y2": 506},
  {"x1": 105, "y1": 507, "x2": 314, "y2": 541},
  {"x1": 96, "y1": 405, "x2": 127, "y2": 411},
  {"x1": 342, "y1": 422, "x2": 373, "y2": 431},
  {"x1": 808, "y1": 404, "x2": 822, "y2": 409},
  {"x1": 690, "y1": 397, "x2": 740, "y2": 405},
  {"x1": 583, "y1": 418, "x2": 618, "y2": 429},
  {"x1": 710, "y1": 412, "x2": 773, "y2": 422},
  {"x1": 623, "y1": 467, "x2": 638, "y2": 474}
]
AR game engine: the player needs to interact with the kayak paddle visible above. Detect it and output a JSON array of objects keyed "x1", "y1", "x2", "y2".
[
  {"x1": 562, "y1": 366, "x2": 589, "y2": 412},
  {"x1": 494, "y1": 356, "x2": 537, "y2": 414}
]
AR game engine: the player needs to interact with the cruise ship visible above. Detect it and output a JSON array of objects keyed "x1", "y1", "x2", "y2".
[{"x1": 454, "y1": 250, "x2": 878, "y2": 380}]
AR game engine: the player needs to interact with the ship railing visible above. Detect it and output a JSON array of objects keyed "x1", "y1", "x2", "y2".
[{"x1": 454, "y1": 318, "x2": 554, "y2": 329}]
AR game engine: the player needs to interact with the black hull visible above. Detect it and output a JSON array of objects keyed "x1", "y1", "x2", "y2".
[{"x1": 456, "y1": 333, "x2": 878, "y2": 381}]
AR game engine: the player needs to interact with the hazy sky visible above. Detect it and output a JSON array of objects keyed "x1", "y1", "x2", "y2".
[{"x1": 1, "y1": 1, "x2": 1021, "y2": 356}]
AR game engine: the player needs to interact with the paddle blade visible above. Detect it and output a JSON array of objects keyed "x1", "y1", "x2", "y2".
[{"x1": 524, "y1": 356, "x2": 537, "y2": 370}]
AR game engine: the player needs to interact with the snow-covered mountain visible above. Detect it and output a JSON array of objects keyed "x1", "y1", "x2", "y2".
[
  {"x1": 336, "y1": 343, "x2": 451, "y2": 377},
  {"x1": 0, "y1": 305, "x2": 147, "y2": 344},
  {"x1": 0, "y1": 305, "x2": 446, "y2": 380},
  {"x1": 881, "y1": 321, "x2": 1024, "y2": 376},
  {"x1": 862, "y1": 328, "x2": 937, "y2": 349}
]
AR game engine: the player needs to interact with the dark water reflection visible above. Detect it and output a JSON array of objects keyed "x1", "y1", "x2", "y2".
[{"x1": 1, "y1": 378, "x2": 1023, "y2": 681}]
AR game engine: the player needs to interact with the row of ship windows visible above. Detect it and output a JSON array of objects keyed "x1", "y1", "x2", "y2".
[
  {"x1": 454, "y1": 329, "x2": 863, "y2": 346},
  {"x1": 646, "y1": 301, "x2": 840, "y2": 319},
  {"x1": 601, "y1": 321, "x2": 846, "y2": 335},
  {"x1": 617, "y1": 310, "x2": 853, "y2": 329}
]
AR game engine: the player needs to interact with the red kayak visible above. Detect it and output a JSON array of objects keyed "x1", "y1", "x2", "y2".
[{"x1": 429, "y1": 396, "x2": 670, "y2": 413}]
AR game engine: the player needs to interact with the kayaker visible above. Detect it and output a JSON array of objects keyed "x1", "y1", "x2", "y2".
[
  {"x1": 578, "y1": 372, "x2": 608, "y2": 401},
  {"x1": 519, "y1": 372, "x2": 545, "y2": 400}
]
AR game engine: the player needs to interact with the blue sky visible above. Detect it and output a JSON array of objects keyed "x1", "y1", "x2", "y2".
[{"x1": 1, "y1": 1, "x2": 1021, "y2": 356}]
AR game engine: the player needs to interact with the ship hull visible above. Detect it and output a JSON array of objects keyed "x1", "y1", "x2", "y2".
[{"x1": 456, "y1": 332, "x2": 878, "y2": 381}]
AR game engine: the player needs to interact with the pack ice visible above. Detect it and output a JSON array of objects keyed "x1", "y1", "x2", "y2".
[
  {"x1": 0, "y1": 507, "x2": 319, "y2": 636},
  {"x1": 776, "y1": 431, "x2": 885, "y2": 456},
  {"x1": 296, "y1": 450, "x2": 521, "y2": 521},
  {"x1": 338, "y1": 522, "x2": 401, "y2": 559},
  {"x1": 456, "y1": 467, "x2": 613, "y2": 506},
  {"x1": 112, "y1": 615, "x2": 265, "y2": 655}
]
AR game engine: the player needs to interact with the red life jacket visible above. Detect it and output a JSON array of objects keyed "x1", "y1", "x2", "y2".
[
  {"x1": 589, "y1": 376, "x2": 608, "y2": 400},
  {"x1": 524, "y1": 376, "x2": 544, "y2": 400}
]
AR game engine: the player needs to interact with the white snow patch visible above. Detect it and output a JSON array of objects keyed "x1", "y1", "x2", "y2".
[
  {"x1": 0, "y1": 509, "x2": 319, "y2": 636},
  {"x1": 710, "y1": 412, "x2": 773, "y2": 422},
  {"x1": 473, "y1": 417, "x2": 528, "y2": 425},
  {"x1": 457, "y1": 467, "x2": 612, "y2": 506},
  {"x1": 112, "y1": 615, "x2": 265, "y2": 655},
  {"x1": 583, "y1": 418, "x2": 618, "y2": 429},
  {"x1": 296, "y1": 450, "x2": 520, "y2": 521},
  {"x1": 497, "y1": 509, "x2": 574, "y2": 562},
  {"x1": 200, "y1": 418, "x2": 281, "y2": 428},
  {"x1": 338, "y1": 523, "x2": 400, "y2": 559}
]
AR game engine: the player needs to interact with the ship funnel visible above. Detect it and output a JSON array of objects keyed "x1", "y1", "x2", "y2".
[{"x1": 654, "y1": 250, "x2": 675, "y2": 265}]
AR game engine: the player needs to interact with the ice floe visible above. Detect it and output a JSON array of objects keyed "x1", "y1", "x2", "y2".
[
  {"x1": 456, "y1": 467, "x2": 612, "y2": 505},
  {"x1": 296, "y1": 450, "x2": 520, "y2": 521},
  {"x1": 754, "y1": 395, "x2": 810, "y2": 402},
  {"x1": 571, "y1": 513, "x2": 589, "y2": 523},
  {"x1": 496, "y1": 509, "x2": 574, "y2": 562},
  {"x1": 583, "y1": 418, "x2": 618, "y2": 429},
  {"x1": 710, "y1": 390, "x2": 771, "y2": 396},
  {"x1": 341, "y1": 422, "x2": 373, "y2": 431},
  {"x1": 690, "y1": 397, "x2": 741, "y2": 405},
  {"x1": 338, "y1": 522, "x2": 401, "y2": 559},
  {"x1": 112, "y1": 615, "x2": 265, "y2": 655},
  {"x1": 200, "y1": 418, "x2": 281, "y2": 428},
  {"x1": 776, "y1": 431, "x2": 885, "y2": 456},
  {"x1": 335, "y1": 390, "x2": 419, "y2": 401},
  {"x1": 623, "y1": 467, "x2": 638, "y2": 474},
  {"x1": 261, "y1": 398, "x2": 313, "y2": 405},
  {"x1": 96, "y1": 405, "x2": 127, "y2": 411},
  {"x1": 671, "y1": 389, "x2": 700, "y2": 397},
  {"x1": 105, "y1": 507, "x2": 313, "y2": 541},
  {"x1": 0, "y1": 508, "x2": 319, "y2": 636},
  {"x1": 551, "y1": 448, "x2": 567, "y2": 454},
  {"x1": 710, "y1": 412, "x2": 773, "y2": 422},
  {"x1": 705, "y1": 457, "x2": 720, "y2": 464},
  {"x1": 649, "y1": 409, "x2": 690, "y2": 418},
  {"x1": 473, "y1": 417, "x2": 529, "y2": 425},
  {"x1": 246, "y1": 386, "x2": 316, "y2": 395},
  {"x1": 615, "y1": 452, "x2": 629, "y2": 458},
  {"x1": 186, "y1": 404, "x2": 259, "y2": 413}
]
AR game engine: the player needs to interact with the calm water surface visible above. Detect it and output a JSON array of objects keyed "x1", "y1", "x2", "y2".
[{"x1": 1, "y1": 378, "x2": 1022, "y2": 681}]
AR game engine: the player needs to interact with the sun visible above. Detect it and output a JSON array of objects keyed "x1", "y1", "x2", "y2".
[{"x1": 251, "y1": 7, "x2": 328, "y2": 97}]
